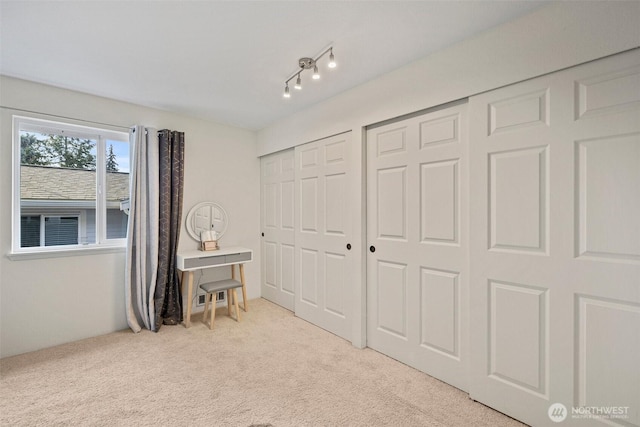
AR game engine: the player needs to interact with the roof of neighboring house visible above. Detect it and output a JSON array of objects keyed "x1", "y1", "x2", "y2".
[{"x1": 21, "y1": 165, "x2": 129, "y2": 201}]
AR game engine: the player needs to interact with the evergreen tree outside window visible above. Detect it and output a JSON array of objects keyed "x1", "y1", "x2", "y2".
[{"x1": 106, "y1": 144, "x2": 119, "y2": 172}]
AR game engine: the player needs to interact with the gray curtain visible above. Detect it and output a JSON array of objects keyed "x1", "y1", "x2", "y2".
[
  {"x1": 154, "y1": 129, "x2": 185, "y2": 328},
  {"x1": 125, "y1": 127, "x2": 184, "y2": 333},
  {"x1": 125, "y1": 126, "x2": 160, "y2": 332}
]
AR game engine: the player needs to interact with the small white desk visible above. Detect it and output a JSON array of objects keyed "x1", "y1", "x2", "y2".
[{"x1": 177, "y1": 246, "x2": 253, "y2": 328}]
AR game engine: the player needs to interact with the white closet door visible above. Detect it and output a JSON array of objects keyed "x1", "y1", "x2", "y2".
[
  {"x1": 261, "y1": 149, "x2": 295, "y2": 310},
  {"x1": 469, "y1": 50, "x2": 640, "y2": 426},
  {"x1": 295, "y1": 132, "x2": 354, "y2": 341},
  {"x1": 366, "y1": 102, "x2": 469, "y2": 391}
]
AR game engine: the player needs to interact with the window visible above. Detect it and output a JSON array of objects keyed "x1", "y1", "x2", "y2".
[
  {"x1": 12, "y1": 116, "x2": 130, "y2": 254},
  {"x1": 20, "y1": 215, "x2": 80, "y2": 247}
]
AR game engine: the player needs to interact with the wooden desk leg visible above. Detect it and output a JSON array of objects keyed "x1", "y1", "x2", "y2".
[
  {"x1": 229, "y1": 265, "x2": 235, "y2": 313},
  {"x1": 240, "y1": 263, "x2": 248, "y2": 312},
  {"x1": 184, "y1": 270, "x2": 193, "y2": 328}
]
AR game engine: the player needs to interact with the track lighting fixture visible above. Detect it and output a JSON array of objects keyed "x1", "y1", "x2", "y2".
[{"x1": 283, "y1": 45, "x2": 337, "y2": 98}]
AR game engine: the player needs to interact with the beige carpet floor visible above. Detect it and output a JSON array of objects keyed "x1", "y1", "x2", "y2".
[{"x1": 1, "y1": 298, "x2": 525, "y2": 427}]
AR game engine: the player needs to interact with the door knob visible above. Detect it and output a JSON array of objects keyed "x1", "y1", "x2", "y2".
[
  {"x1": 346, "y1": 243, "x2": 351, "y2": 250},
  {"x1": 369, "y1": 246, "x2": 376, "y2": 253}
]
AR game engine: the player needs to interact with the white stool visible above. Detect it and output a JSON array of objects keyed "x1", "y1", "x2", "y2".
[{"x1": 199, "y1": 279, "x2": 242, "y2": 329}]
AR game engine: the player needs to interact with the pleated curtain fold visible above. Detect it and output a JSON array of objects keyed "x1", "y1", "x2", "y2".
[{"x1": 125, "y1": 126, "x2": 184, "y2": 333}]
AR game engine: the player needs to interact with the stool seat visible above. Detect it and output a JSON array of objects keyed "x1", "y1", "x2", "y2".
[
  {"x1": 199, "y1": 279, "x2": 242, "y2": 329},
  {"x1": 199, "y1": 279, "x2": 242, "y2": 293}
]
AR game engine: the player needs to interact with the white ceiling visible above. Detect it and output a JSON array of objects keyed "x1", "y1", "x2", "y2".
[{"x1": 0, "y1": 1, "x2": 548, "y2": 131}]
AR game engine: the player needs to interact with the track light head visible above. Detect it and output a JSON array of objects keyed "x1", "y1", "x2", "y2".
[
  {"x1": 312, "y1": 65, "x2": 320, "y2": 80},
  {"x1": 328, "y1": 49, "x2": 336, "y2": 69},
  {"x1": 294, "y1": 74, "x2": 302, "y2": 90},
  {"x1": 283, "y1": 84, "x2": 290, "y2": 98}
]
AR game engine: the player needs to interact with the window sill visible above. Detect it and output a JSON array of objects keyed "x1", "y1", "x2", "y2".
[{"x1": 6, "y1": 245, "x2": 126, "y2": 261}]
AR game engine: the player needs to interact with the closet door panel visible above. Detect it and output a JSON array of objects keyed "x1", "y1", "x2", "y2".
[
  {"x1": 260, "y1": 149, "x2": 295, "y2": 310},
  {"x1": 367, "y1": 102, "x2": 469, "y2": 391},
  {"x1": 294, "y1": 133, "x2": 355, "y2": 341},
  {"x1": 469, "y1": 49, "x2": 640, "y2": 427}
]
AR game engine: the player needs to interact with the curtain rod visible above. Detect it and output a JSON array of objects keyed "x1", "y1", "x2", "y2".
[{"x1": 1, "y1": 106, "x2": 132, "y2": 131}]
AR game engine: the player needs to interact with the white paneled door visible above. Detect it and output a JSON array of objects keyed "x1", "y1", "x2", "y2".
[
  {"x1": 295, "y1": 133, "x2": 355, "y2": 341},
  {"x1": 469, "y1": 50, "x2": 640, "y2": 426},
  {"x1": 366, "y1": 102, "x2": 469, "y2": 391},
  {"x1": 261, "y1": 149, "x2": 295, "y2": 311}
]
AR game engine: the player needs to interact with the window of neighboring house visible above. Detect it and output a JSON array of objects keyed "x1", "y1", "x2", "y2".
[
  {"x1": 20, "y1": 215, "x2": 80, "y2": 247},
  {"x1": 12, "y1": 116, "x2": 130, "y2": 254}
]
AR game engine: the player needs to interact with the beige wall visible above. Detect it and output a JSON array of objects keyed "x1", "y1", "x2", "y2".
[{"x1": 0, "y1": 76, "x2": 260, "y2": 357}]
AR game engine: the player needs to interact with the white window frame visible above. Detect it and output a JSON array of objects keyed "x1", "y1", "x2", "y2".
[{"x1": 11, "y1": 116, "x2": 130, "y2": 258}]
